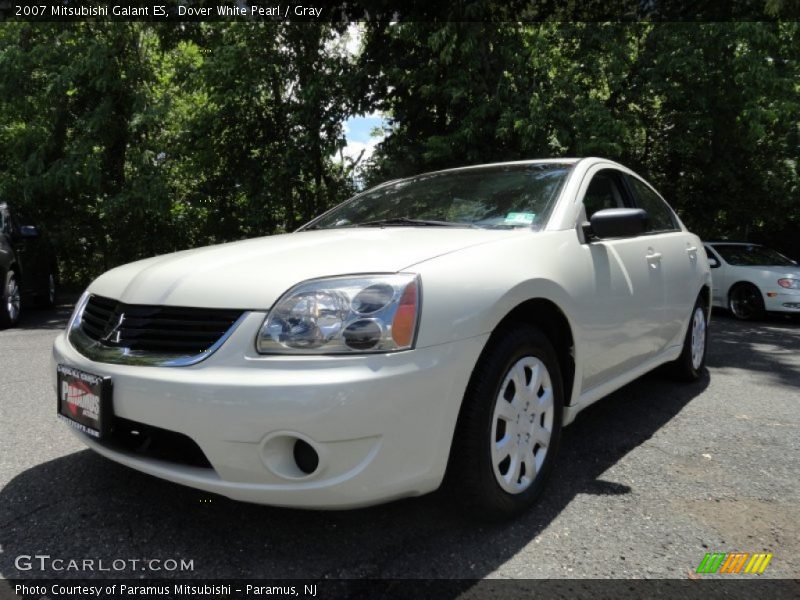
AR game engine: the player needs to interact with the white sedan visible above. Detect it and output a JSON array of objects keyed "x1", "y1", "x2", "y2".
[
  {"x1": 704, "y1": 242, "x2": 800, "y2": 320},
  {"x1": 53, "y1": 158, "x2": 711, "y2": 518}
]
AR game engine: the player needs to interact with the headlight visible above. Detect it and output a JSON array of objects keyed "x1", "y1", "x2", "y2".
[
  {"x1": 778, "y1": 278, "x2": 800, "y2": 289},
  {"x1": 256, "y1": 274, "x2": 420, "y2": 354}
]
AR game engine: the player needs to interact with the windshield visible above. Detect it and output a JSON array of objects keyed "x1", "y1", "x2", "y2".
[
  {"x1": 712, "y1": 244, "x2": 796, "y2": 267},
  {"x1": 305, "y1": 163, "x2": 573, "y2": 231}
]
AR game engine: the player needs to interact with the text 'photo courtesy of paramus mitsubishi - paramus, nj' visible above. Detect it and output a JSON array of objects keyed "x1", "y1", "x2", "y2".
[{"x1": 52, "y1": 157, "x2": 711, "y2": 518}]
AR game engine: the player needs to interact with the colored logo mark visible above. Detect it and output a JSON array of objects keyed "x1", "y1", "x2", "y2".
[{"x1": 696, "y1": 552, "x2": 773, "y2": 574}]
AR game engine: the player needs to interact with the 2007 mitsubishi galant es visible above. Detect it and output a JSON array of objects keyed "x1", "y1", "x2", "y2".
[{"x1": 53, "y1": 158, "x2": 711, "y2": 517}]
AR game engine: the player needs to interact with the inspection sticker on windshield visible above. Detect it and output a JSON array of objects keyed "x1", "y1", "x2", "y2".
[{"x1": 505, "y1": 212, "x2": 535, "y2": 225}]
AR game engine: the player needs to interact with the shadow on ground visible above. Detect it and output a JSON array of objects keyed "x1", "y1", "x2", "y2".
[
  {"x1": 708, "y1": 310, "x2": 800, "y2": 388},
  {"x1": 10, "y1": 303, "x2": 73, "y2": 331},
  {"x1": 0, "y1": 364, "x2": 708, "y2": 580}
]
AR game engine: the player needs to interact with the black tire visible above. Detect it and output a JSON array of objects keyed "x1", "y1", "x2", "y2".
[
  {"x1": 446, "y1": 323, "x2": 564, "y2": 519},
  {"x1": 671, "y1": 297, "x2": 708, "y2": 382},
  {"x1": 728, "y1": 282, "x2": 764, "y2": 320},
  {"x1": 0, "y1": 270, "x2": 22, "y2": 329}
]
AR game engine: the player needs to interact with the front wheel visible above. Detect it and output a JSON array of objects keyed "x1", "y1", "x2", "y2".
[
  {"x1": 446, "y1": 324, "x2": 564, "y2": 519},
  {"x1": 0, "y1": 270, "x2": 22, "y2": 329},
  {"x1": 670, "y1": 299, "x2": 708, "y2": 381}
]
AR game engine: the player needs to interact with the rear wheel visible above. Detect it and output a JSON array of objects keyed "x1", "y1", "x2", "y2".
[
  {"x1": 446, "y1": 324, "x2": 563, "y2": 519},
  {"x1": 729, "y1": 283, "x2": 764, "y2": 320},
  {"x1": 671, "y1": 298, "x2": 708, "y2": 381},
  {"x1": 0, "y1": 270, "x2": 21, "y2": 329}
]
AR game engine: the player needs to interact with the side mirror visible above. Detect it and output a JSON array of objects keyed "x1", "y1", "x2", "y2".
[
  {"x1": 19, "y1": 225, "x2": 40, "y2": 239},
  {"x1": 707, "y1": 256, "x2": 720, "y2": 268},
  {"x1": 584, "y1": 208, "x2": 648, "y2": 241}
]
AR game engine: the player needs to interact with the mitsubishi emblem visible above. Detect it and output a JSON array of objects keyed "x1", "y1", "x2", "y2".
[{"x1": 102, "y1": 312, "x2": 125, "y2": 344}]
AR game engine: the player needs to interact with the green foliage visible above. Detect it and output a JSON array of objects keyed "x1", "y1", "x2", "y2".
[
  {"x1": 0, "y1": 22, "x2": 360, "y2": 284},
  {"x1": 0, "y1": 24, "x2": 176, "y2": 281},
  {"x1": 364, "y1": 22, "x2": 799, "y2": 241},
  {"x1": 0, "y1": 21, "x2": 798, "y2": 285}
]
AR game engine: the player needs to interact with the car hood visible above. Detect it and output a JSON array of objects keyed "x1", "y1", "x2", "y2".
[{"x1": 88, "y1": 227, "x2": 524, "y2": 309}]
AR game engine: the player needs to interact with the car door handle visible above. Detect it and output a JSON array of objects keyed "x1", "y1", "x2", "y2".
[{"x1": 646, "y1": 250, "x2": 662, "y2": 268}]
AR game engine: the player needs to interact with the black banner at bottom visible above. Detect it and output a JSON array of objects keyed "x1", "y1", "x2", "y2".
[{"x1": 2, "y1": 579, "x2": 799, "y2": 600}]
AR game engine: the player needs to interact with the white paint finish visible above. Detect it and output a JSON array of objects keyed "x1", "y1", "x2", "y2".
[
  {"x1": 89, "y1": 227, "x2": 527, "y2": 310},
  {"x1": 656, "y1": 231, "x2": 705, "y2": 346},
  {"x1": 55, "y1": 157, "x2": 711, "y2": 507},
  {"x1": 705, "y1": 242, "x2": 800, "y2": 314},
  {"x1": 53, "y1": 327, "x2": 489, "y2": 507},
  {"x1": 582, "y1": 235, "x2": 665, "y2": 388}
]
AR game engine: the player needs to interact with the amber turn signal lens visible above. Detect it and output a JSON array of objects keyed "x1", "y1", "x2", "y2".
[{"x1": 392, "y1": 280, "x2": 418, "y2": 347}]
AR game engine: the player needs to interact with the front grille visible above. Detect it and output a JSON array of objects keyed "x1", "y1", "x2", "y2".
[{"x1": 80, "y1": 295, "x2": 243, "y2": 355}]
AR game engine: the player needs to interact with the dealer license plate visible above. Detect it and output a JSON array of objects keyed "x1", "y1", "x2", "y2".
[{"x1": 56, "y1": 364, "x2": 113, "y2": 438}]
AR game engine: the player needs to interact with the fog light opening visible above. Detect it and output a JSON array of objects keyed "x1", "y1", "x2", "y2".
[{"x1": 293, "y1": 439, "x2": 320, "y2": 475}]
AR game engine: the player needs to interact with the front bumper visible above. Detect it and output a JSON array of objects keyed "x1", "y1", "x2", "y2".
[
  {"x1": 52, "y1": 312, "x2": 488, "y2": 508},
  {"x1": 764, "y1": 288, "x2": 800, "y2": 313}
]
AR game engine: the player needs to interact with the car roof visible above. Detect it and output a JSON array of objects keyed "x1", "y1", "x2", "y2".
[
  {"x1": 437, "y1": 158, "x2": 581, "y2": 171},
  {"x1": 421, "y1": 157, "x2": 594, "y2": 177},
  {"x1": 706, "y1": 241, "x2": 763, "y2": 246},
  {"x1": 373, "y1": 157, "x2": 591, "y2": 189}
]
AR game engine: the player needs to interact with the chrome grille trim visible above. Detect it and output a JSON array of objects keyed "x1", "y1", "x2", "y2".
[{"x1": 68, "y1": 294, "x2": 248, "y2": 367}]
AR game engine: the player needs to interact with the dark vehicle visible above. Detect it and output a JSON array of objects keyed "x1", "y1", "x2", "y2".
[{"x1": 0, "y1": 202, "x2": 58, "y2": 328}]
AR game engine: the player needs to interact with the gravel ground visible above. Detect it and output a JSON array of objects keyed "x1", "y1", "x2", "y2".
[{"x1": 0, "y1": 305, "x2": 797, "y2": 580}]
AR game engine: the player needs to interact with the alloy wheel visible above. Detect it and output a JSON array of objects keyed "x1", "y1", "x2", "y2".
[
  {"x1": 730, "y1": 286, "x2": 761, "y2": 319},
  {"x1": 6, "y1": 275, "x2": 20, "y2": 321}
]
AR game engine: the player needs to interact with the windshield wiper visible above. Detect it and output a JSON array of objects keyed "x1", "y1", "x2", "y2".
[{"x1": 357, "y1": 217, "x2": 477, "y2": 228}]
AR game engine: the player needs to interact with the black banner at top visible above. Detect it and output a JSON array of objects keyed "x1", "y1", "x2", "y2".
[{"x1": 1, "y1": 0, "x2": 799, "y2": 23}]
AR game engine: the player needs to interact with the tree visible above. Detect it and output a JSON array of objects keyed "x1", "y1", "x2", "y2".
[
  {"x1": 0, "y1": 23, "x2": 175, "y2": 281},
  {"x1": 164, "y1": 22, "x2": 361, "y2": 244},
  {"x1": 361, "y1": 21, "x2": 800, "y2": 241},
  {"x1": 0, "y1": 19, "x2": 797, "y2": 284},
  {"x1": 0, "y1": 22, "x2": 364, "y2": 283}
]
